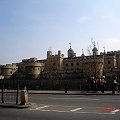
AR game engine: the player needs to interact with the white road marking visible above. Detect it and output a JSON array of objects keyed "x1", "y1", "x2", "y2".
[
  {"x1": 30, "y1": 104, "x2": 119, "y2": 115},
  {"x1": 39, "y1": 109, "x2": 114, "y2": 114},
  {"x1": 41, "y1": 110, "x2": 69, "y2": 113},
  {"x1": 70, "y1": 108, "x2": 82, "y2": 112},
  {"x1": 75, "y1": 111, "x2": 114, "y2": 115},
  {"x1": 77, "y1": 98, "x2": 99, "y2": 101},
  {"x1": 36, "y1": 105, "x2": 49, "y2": 110},
  {"x1": 48, "y1": 97, "x2": 99, "y2": 101},
  {"x1": 111, "y1": 109, "x2": 120, "y2": 114}
]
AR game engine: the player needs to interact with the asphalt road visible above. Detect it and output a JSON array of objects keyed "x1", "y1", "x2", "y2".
[{"x1": 0, "y1": 94, "x2": 120, "y2": 120}]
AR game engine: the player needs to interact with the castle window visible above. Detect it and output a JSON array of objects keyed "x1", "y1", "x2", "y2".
[
  {"x1": 66, "y1": 63, "x2": 68, "y2": 67},
  {"x1": 71, "y1": 63, "x2": 73, "y2": 66},
  {"x1": 108, "y1": 61, "x2": 111, "y2": 64},
  {"x1": 76, "y1": 62, "x2": 79, "y2": 66},
  {"x1": 77, "y1": 68, "x2": 79, "y2": 71}
]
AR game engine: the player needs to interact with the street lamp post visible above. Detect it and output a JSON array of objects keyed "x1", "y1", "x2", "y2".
[{"x1": 1, "y1": 76, "x2": 4, "y2": 103}]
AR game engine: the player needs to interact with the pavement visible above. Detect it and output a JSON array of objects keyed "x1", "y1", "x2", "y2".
[
  {"x1": 28, "y1": 90, "x2": 120, "y2": 95},
  {"x1": 0, "y1": 90, "x2": 119, "y2": 109},
  {"x1": 0, "y1": 103, "x2": 30, "y2": 109}
]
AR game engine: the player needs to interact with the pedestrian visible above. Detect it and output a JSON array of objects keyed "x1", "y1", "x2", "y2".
[
  {"x1": 97, "y1": 77, "x2": 105, "y2": 93},
  {"x1": 86, "y1": 77, "x2": 91, "y2": 92},
  {"x1": 112, "y1": 76, "x2": 119, "y2": 94},
  {"x1": 90, "y1": 77, "x2": 96, "y2": 92},
  {"x1": 101, "y1": 76, "x2": 107, "y2": 91},
  {"x1": 80, "y1": 82, "x2": 83, "y2": 91}
]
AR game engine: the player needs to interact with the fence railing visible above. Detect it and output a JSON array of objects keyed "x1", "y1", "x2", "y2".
[{"x1": 0, "y1": 78, "x2": 117, "y2": 103}]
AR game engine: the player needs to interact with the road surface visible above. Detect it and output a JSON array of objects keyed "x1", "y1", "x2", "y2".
[{"x1": 0, "y1": 94, "x2": 120, "y2": 120}]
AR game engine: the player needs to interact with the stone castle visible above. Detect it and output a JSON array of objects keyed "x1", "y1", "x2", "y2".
[{"x1": 0, "y1": 42, "x2": 120, "y2": 80}]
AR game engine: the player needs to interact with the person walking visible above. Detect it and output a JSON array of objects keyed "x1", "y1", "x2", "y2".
[
  {"x1": 97, "y1": 77, "x2": 105, "y2": 93},
  {"x1": 112, "y1": 76, "x2": 119, "y2": 94},
  {"x1": 101, "y1": 76, "x2": 107, "y2": 91}
]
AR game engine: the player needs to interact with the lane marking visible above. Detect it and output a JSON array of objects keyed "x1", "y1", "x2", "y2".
[
  {"x1": 112, "y1": 109, "x2": 120, "y2": 114},
  {"x1": 70, "y1": 108, "x2": 82, "y2": 112},
  {"x1": 41, "y1": 110, "x2": 69, "y2": 113},
  {"x1": 75, "y1": 111, "x2": 114, "y2": 115},
  {"x1": 39, "y1": 109, "x2": 114, "y2": 114},
  {"x1": 30, "y1": 104, "x2": 119, "y2": 115},
  {"x1": 48, "y1": 97, "x2": 99, "y2": 101},
  {"x1": 36, "y1": 105, "x2": 49, "y2": 110},
  {"x1": 78, "y1": 98, "x2": 99, "y2": 101}
]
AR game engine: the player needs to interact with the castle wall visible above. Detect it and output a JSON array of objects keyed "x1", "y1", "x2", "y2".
[
  {"x1": 1, "y1": 48, "x2": 120, "y2": 80},
  {"x1": 1, "y1": 64, "x2": 18, "y2": 79},
  {"x1": 104, "y1": 55, "x2": 117, "y2": 69},
  {"x1": 45, "y1": 51, "x2": 64, "y2": 73},
  {"x1": 83, "y1": 56, "x2": 104, "y2": 78},
  {"x1": 18, "y1": 58, "x2": 45, "y2": 79},
  {"x1": 116, "y1": 53, "x2": 120, "y2": 68},
  {"x1": 63, "y1": 57, "x2": 83, "y2": 73}
]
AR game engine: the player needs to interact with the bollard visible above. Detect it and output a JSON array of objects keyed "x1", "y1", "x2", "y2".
[
  {"x1": 65, "y1": 84, "x2": 67, "y2": 93},
  {"x1": 2, "y1": 85, "x2": 4, "y2": 103},
  {"x1": 20, "y1": 90, "x2": 28, "y2": 105},
  {"x1": 16, "y1": 84, "x2": 19, "y2": 104}
]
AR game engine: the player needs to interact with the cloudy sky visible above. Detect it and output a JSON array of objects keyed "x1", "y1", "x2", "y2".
[{"x1": 0, "y1": 0, "x2": 120, "y2": 64}]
